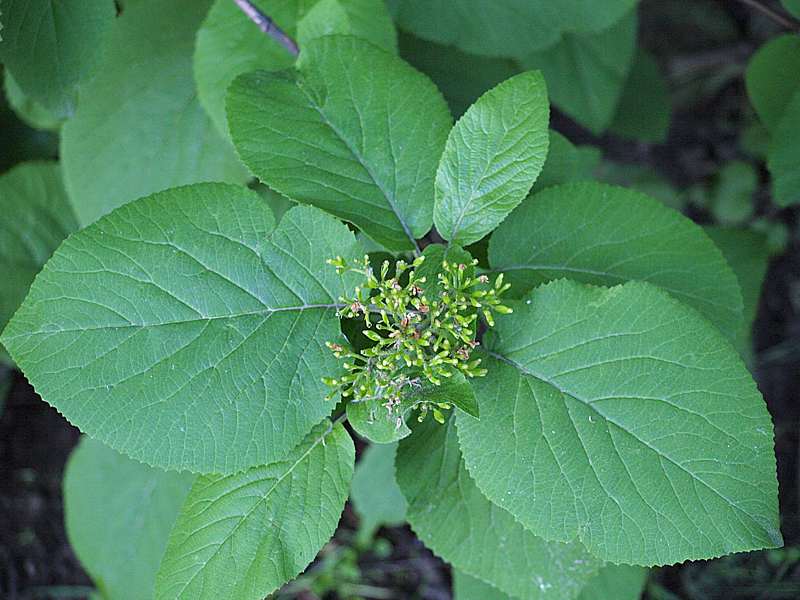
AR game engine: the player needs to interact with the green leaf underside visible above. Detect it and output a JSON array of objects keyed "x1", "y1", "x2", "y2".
[
  {"x1": 388, "y1": 0, "x2": 638, "y2": 59},
  {"x1": 2, "y1": 183, "x2": 364, "y2": 474},
  {"x1": 227, "y1": 35, "x2": 452, "y2": 251},
  {"x1": 194, "y1": 0, "x2": 301, "y2": 139},
  {"x1": 458, "y1": 279, "x2": 781, "y2": 565},
  {"x1": 350, "y1": 442, "x2": 407, "y2": 535},
  {"x1": 768, "y1": 90, "x2": 800, "y2": 207},
  {"x1": 745, "y1": 35, "x2": 800, "y2": 133},
  {"x1": 0, "y1": 0, "x2": 115, "y2": 117},
  {"x1": 0, "y1": 162, "x2": 78, "y2": 359},
  {"x1": 397, "y1": 416, "x2": 601, "y2": 600},
  {"x1": 64, "y1": 437, "x2": 194, "y2": 600},
  {"x1": 61, "y1": 0, "x2": 247, "y2": 227},
  {"x1": 434, "y1": 71, "x2": 550, "y2": 246},
  {"x1": 155, "y1": 421, "x2": 353, "y2": 600},
  {"x1": 489, "y1": 182, "x2": 744, "y2": 340},
  {"x1": 453, "y1": 565, "x2": 647, "y2": 600},
  {"x1": 297, "y1": 0, "x2": 397, "y2": 53},
  {"x1": 519, "y1": 11, "x2": 637, "y2": 133}
]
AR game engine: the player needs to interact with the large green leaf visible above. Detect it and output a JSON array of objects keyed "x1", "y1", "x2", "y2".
[
  {"x1": 194, "y1": 0, "x2": 303, "y2": 139},
  {"x1": 228, "y1": 35, "x2": 452, "y2": 251},
  {"x1": 453, "y1": 565, "x2": 648, "y2": 600},
  {"x1": 0, "y1": 162, "x2": 78, "y2": 363},
  {"x1": 64, "y1": 437, "x2": 194, "y2": 600},
  {"x1": 297, "y1": 0, "x2": 397, "y2": 52},
  {"x1": 458, "y1": 279, "x2": 782, "y2": 565},
  {"x1": 434, "y1": 71, "x2": 549, "y2": 246},
  {"x1": 397, "y1": 416, "x2": 601, "y2": 600},
  {"x1": 519, "y1": 12, "x2": 637, "y2": 134},
  {"x1": 0, "y1": 0, "x2": 115, "y2": 117},
  {"x1": 2, "y1": 184, "x2": 363, "y2": 474},
  {"x1": 488, "y1": 182, "x2": 744, "y2": 339},
  {"x1": 155, "y1": 420, "x2": 353, "y2": 600},
  {"x1": 609, "y1": 50, "x2": 670, "y2": 143},
  {"x1": 745, "y1": 35, "x2": 800, "y2": 133},
  {"x1": 767, "y1": 89, "x2": 800, "y2": 207},
  {"x1": 350, "y1": 442, "x2": 407, "y2": 538},
  {"x1": 61, "y1": 0, "x2": 247, "y2": 227},
  {"x1": 388, "y1": 0, "x2": 638, "y2": 59}
]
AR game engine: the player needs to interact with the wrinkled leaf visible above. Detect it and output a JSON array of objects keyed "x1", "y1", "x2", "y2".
[
  {"x1": 434, "y1": 71, "x2": 549, "y2": 246},
  {"x1": 228, "y1": 35, "x2": 451, "y2": 251},
  {"x1": 155, "y1": 421, "x2": 354, "y2": 600},
  {"x1": 2, "y1": 184, "x2": 363, "y2": 474},
  {"x1": 458, "y1": 279, "x2": 781, "y2": 564},
  {"x1": 489, "y1": 182, "x2": 744, "y2": 339}
]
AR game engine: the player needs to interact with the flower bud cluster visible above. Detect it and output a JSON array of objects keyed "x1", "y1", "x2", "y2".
[{"x1": 322, "y1": 253, "x2": 512, "y2": 425}]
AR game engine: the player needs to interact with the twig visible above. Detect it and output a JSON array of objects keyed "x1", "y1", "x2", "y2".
[
  {"x1": 232, "y1": 0, "x2": 299, "y2": 56},
  {"x1": 736, "y1": 0, "x2": 800, "y2": 32}
]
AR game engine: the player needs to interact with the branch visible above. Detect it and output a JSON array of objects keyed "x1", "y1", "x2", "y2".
[
  {"x1": 232, "y1": 0, "x2": 299, "y2": 56},
  {"x1": 736, "y1": 0, "x2": 800, "y2": 32}
]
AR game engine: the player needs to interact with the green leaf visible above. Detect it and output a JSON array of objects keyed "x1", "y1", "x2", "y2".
[
  {"x1": 710, "y1": 161, "x2": 757, "y2": 225},
  {"x1": 577, "y1": 565, "x2": 648, "y2": 600},
  {"x1": 397, "y1": 32, "x2": 518, "y2": 118},
  {"x1": 2, "y1": 184, "x2": 364, "y2": 474},
  {"x1": 64, "y1": 437, "x2": 194, "y2": 600},
  {"x1": 488, "y1": 182, "x2": 744, "y2": 339},
  {"x1": 704, "y1": 227, "x2": 770, "y2": 365},
  {"x1": 0, "y1": 0, "x2": 115, "y2": 117},
  {"x1": 347, "y1": 372, "x2": 478, "y2": 444},
  {"x1": 457, "y1": 279, "x2": 782, "y2": 565},
  {"x1": 783, "y1": 0, "x2": 800, "y2": 18},
  {"x1": 454, "y1": 565, "x2": 648, "y2": 600},
  {"x1": 745, "y1": 35, "x2": 800, "y2": 133},
  {"x1": 434, "y1": 71, "x2": 549, "y2": 246},
  {"x1": 388, "y1": 0, "x2": 638, "y2": 59},
  {"x1": 155, "y1": 420, "x2": 354, "y2": 600},
  {"x1": 195, "y1": 0, "x2": 305, "y2": 140},
  {"x1": 767, "y1": 89, "x2": 800, "y2": 207},
  {"x1": 0, "y1": 162, "x2": 78, "y2": 363},
  {"x1": 4, "y1": 70, "x2": 62, "y2": 131},
  {"x1": 350, "y1": 442, "x2": 407, "y2": 537},
  {"x1": 396, "y1": 416, "x2": 601, "y2": 600},
  {"x1": 61, "y1": 0, "x2": 247, "y2": 227},
  {"x1": 453, "y1": 570, "x2": 509, "y2": 600},
  {"x1": 531, "y1": 131, "x2": 598, "y2": 194},
  {"x1": 519, "y1": 11, "x2": 637, "y2": 134},
  {"x1": 609, "y1": 50, "x2": 670, "y2": 143},
  {"x1": 297, "y1": 0, "x2": 397, "y2": 53},
  {"x1": 228, "y1": 35, "x2": 451, "y2": 251},
  {"x1": 595, "y1": 161, "x2": 682, "y2": 210}
]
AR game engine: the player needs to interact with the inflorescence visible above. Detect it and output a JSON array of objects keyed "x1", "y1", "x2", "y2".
[{"x1": 322, "y1": 253, "x2": 511, "y2": 425}]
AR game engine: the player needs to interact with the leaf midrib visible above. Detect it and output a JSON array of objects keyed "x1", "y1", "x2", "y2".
[
  {"x1": 295, "y1": 80, "x2": 420, "y2": 253},
  {"x1": 2, "y1": 303, "x2": 344, "y2": 340},
  {"x1": 487, "y1": 350, "x2": 770, "y2": 536}
]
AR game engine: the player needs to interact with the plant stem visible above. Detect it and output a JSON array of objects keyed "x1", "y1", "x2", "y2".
[
  {"x1": 736, "y1": 0, "x2": 800, "y2": 32},
  {"x1": 231, "y1": 0, "x2": 300, "y2": 56}
]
